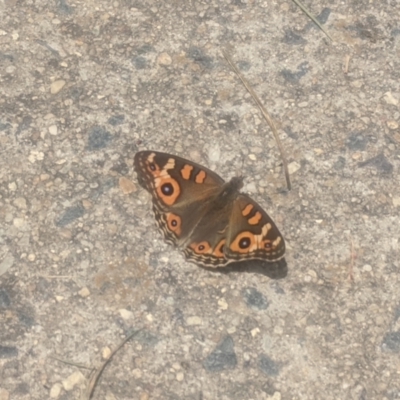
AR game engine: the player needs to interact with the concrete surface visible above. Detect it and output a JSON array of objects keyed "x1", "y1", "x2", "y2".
[{"x1": 1, "y1": 0, "x2": 400, "y2": 399}]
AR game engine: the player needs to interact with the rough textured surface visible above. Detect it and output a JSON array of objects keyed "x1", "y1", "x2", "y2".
[{"x1": 1, "y1": 1, "x2": 399, "y2": 399}]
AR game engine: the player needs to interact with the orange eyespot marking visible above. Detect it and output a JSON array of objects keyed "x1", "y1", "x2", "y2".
[
  {"x1": 166, "y1": 213, "x2": 182, "y2": 236},
  {"x1": 195, "y1": 170, "x2": 206, "y2": 184},
  {"x1": 155, "y1": 177, "x2": 181, "y2": 206},
  {"x1": 181, "y1": 164, "x2": 193, "y2": 180},
  {"x1": 248, "y1": 211, "x2": 262, "y2": 225},
  {"x1": 242, "y1": 204, "x2": 253, "y2": 217},
  {"x1": 213, "y1": 239, "x2": 226, "y2": 258},
  {"x1": 230, "y1": 231, "x2": 256, "y2": 254},
  {"x1": 261, "y1": 236, "x2": 281, "y2": 252},
  {"x1": 190, "y1": 241, "x2": 212, "y2": 254}
]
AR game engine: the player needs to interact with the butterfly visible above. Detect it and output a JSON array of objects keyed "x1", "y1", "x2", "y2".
[{"x1": 134, "y1": 151, "x2": 285, "y2": 268}]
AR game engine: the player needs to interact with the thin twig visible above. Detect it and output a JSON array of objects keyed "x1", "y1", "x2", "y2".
[
  {"x1": 83, "y1": 329, "x2": 142, "y2": 400},
  {"x1": 50, "y1": 355, "x2": 93, "y2": 370},
  {"x1": 222, "y1": 50, "x2": 291, "y2": 191},
  {"x1": 349, "y1": 235, "x2": 355, "y2": 283},
  {"x1": 291, "y1": 0, "x2": 333, "y2": 42},
  {"x1": 343, "y1": 54, "x2": 350, "y2": 74}
]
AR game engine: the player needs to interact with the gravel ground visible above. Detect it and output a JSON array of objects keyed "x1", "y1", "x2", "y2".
[{"x1": 1, "y1": 1, "x2": 399, "y2": 399}]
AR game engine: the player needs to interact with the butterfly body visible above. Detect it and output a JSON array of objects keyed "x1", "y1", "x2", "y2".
[{"x1": 134, "y1": 150, "x2": 285, "y2": 267}]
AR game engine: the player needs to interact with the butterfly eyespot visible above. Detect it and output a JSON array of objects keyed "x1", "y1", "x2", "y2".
[
  {"x1": 148, "y1": 163, "x2": 156, "y2": 171},
  {"x1": 161, "y1": 182, "x2": 174, "y2": 196},
  {"x1": 198, "y1": 244, "x2": 205, "y2": 251},
  {"x1": 264, "y1": 241, "x2": 272, "y2": 249},
  {"x1": 239, "y1": 237, "x2": 251, "y2": 249}
]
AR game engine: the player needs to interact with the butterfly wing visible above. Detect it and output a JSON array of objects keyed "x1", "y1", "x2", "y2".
[
  {"x1": 134, "y1": 150, "x2": 225, "y2": 246},
  {"x1": 224, "y1": 194, "x2": 285, "y2": 263}
]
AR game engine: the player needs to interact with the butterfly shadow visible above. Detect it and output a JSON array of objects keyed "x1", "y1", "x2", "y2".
[{"x1": 202, "y1": 258, "x2": 288, "y2": 280}]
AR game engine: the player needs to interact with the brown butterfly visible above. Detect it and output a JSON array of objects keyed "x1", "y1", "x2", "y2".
[{"x1": 134, "y1": 151, "x2": 285, "y2": 268}]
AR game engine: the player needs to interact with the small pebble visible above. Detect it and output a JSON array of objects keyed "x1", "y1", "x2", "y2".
[
  {"x1": 208, "y1": 146, "x2": 221, "y2": 163},
  {"x1": 187, "y1": 316, "x2": 202, "y2": 326},
  {"x1": 251, "y1": 327, "x2": 260, "y2": 337},
  {"x1": 218, "y1": 298, "x2": 228, "y2": 310},
  {"x1": 139, "y1": 393, "x2": 149, "y2": 400},
  {"x1": 119, "y1": 177, "x2": 136, "y2": 194},
  {"x1": 51, "y1": 80, "x2": 66, "y2": 94},
  {"x1": 48, "y1": 125, "x2": 58, "y2": 135},
  {"x1": 13, "y1": 197, "x2": 27, "y2": 209},
  {"x1": 119, "y1": 309, "x2": 134, "y2": 319},
  {"x1": 266, "y1": 392, "x2": 282, "y2": 400},
  {"x1": 102, "y1": 346, "x2": 111, "y2": 359},
  {"x1": 132, "y1": 368, "x2": 142, "y2": 379},
  {"x1": 146, "y1": 314, "x2": 153, "y2": 322},
  {"x1": 383, "y1": 91, "x2": 398, "y2": 105},
  {"x1": 288, "y1": 161, "x2": 300, "y2": 174},
  {"x1": 78, "y1": 287, "x2": 90, "y2": 298},
  {"x1": 49, "y1": 383, "x2": 62, "y2": 398},
  {"x1": 387, "y1": 121, "x2": 399, "y2": 130},
  {"x1": 62, "y1": 371, "x2": 85, "y2": 391},
  {"x1": 157, "y1": 52, "x2": 172, "y2": 65}
]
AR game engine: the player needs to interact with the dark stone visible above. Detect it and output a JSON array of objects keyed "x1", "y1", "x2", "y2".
[
  {"x1": 0, "y1": 346, "x2": 18, "y2": 359},
  {"x1": 171, "y1": 308, "x2": 184, "y2": 325},
  {"x1": 110, "y1": 160, "x2": 129, "y2": 175},
  {"x1": 217, "y1": 113, "x2": 239, "y2": 130},
  {"x1": 68, "y1": 86, "x2": 84, "y2": 100},
  {"x1": 237, "y1": 60, "x2": 251, "y2": 71},
  {"x1": 259, "y1": 354, "x2": 279, "y2": 376},
  {"x1": 188, "y1": 47, "x2": 214, "y2": 69},
  {"x1": 56, "y1": 206, "x2": 84, "y2": 227},
  {"x1": 108, "y1": 114, "x2": 125, "y2": 126},
  {"x1": 0, "y1": 121, "x2": 11, "y2": 131},
  {"x1": 0, "y1": 53, "x2": 14, "y2": 62},
  {"x1": 281, "y1": 62, "x2": 309, "y2": 83},
  {"x1": 316, "y1": 8, "x2": 331, "y2": 24},
  {"x1": 283, "y1": 30, "x2": 307, "y2": 45},
  {"x1": 242, "y1": 287, "x2": 269, "y2": 310},
  {"x1": 0, "y1": 289, "x2": 11, "y2": 308},
  {"x1": 203, "y1": 335, "x2": 237, "y2": 372},
  {"x1": 382, "y1": 331, "x2": 400, "y2": 352},
  {"x1": 333, "y1": 156, "x2": 346, "y2": 170},
  {"x1": 16, "y1": 116, "x2": 33, "y2": 135},
  {"x1": 87, "y1": 126, "x2": 112, "y2": 150},
  {"x1": 55, "y1": 0, "x2": 73, "y2": 15},
  {"x1": 346, "y1": 132, "x2": 368, "y2": 151},
  {"x1": 15, "y1": 383, "x2": 30, "y2": 395},
  {"x1": 19, "y1": 313, "x2": 35, "y2": 328},
  {"x1": 283, "y1": 126, "x2": 298, "y2": 140},
  {"x1": 132, "y1": 56, "x2": 147, "y2": 69}
]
